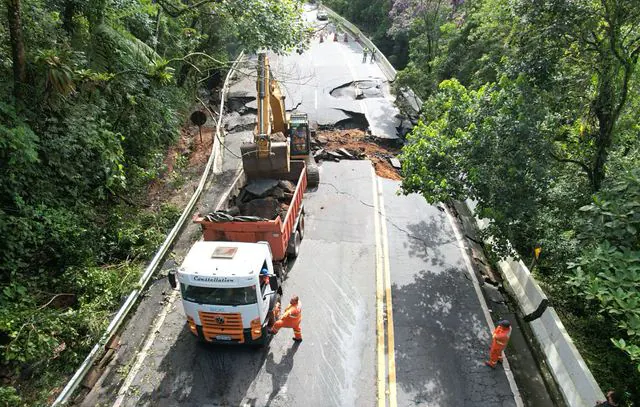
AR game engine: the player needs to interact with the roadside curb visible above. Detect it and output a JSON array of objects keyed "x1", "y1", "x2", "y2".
[{"x1": 461, "y1": 199, "x2": 605, "y2": 407}]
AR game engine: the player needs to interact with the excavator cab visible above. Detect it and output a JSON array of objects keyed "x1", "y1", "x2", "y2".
[{"x1": 289, "y1": 113, "x2": 312, "y2": 157}]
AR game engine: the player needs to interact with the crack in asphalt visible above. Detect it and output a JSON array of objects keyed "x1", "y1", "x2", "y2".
[{"x1": 319, "y1": 181, "x2": 457, "y2": 250}]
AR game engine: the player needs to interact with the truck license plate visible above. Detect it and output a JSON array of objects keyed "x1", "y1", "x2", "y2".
[{"x1": 216, "y1": 335, "x2": 232, "y2": 341}]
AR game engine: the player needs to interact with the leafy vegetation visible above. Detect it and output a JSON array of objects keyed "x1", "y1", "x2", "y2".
[
  {"x1": 0, "y1": 0, "x2": 306, "y2": 404},
  {"x1": 392, "y1": 0, "x2": 640, "y2": 403}
]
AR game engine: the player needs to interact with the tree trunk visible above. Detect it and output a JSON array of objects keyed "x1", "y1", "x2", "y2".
[{"x1": 6, "y1": 0, "x2": 26, "y2": 102}]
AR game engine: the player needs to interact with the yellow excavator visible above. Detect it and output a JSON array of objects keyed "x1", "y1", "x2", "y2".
[{"x1": 240, "y1": 52, "x2": 320, "y2": 187}]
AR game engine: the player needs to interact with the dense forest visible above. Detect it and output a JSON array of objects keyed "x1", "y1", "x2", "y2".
[
  {"x1": 327, "y1": 0, "x2": 640, "y2": 403},
  {"x1": 0, "y1": 0, "x2": 306, "y2": 404}
]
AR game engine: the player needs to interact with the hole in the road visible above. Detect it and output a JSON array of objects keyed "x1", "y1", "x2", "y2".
[
  {"x1": 227, "y1": 96, "x2": 256, "y2": 114},
  {"x1": 327, "y1": 109, "x2": 370, "y2": 130},
  {"x1": 329, "y1": 79, "x2": 385, "y2": 100}
]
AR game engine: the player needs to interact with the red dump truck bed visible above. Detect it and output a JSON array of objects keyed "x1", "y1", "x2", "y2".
[{"x1": 193, "y1": 161, "x2": 307, "y2": 269}]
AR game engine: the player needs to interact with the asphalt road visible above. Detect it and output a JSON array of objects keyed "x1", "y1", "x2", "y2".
[{"x1": 79, "y1": 6, "x2": 526, "y2": 407}]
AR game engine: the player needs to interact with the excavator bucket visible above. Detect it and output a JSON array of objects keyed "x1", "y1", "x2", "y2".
[{"x1": 241, "y1": 138, "x2": 291, "y2": 179}]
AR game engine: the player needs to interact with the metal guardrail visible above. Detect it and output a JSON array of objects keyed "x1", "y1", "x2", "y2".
[{"x1": 51, "y1": 51, "x2": 245, "y2": 406}]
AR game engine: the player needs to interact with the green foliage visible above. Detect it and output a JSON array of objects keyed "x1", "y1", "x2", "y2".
[
  {"x1": 0, "y1": 0, "x2": 308, "y2": 403},
  {"x1": 0, "y1": 386, "x2": 22, "y2": 407},
  {"x1": 397, "y1": 0, "x2": 640, "y2": 399},
  {"x1": 401, "y1": 77, "x2": 552, "y2": 256},
  {"x1": 569, "y1": 169, "x2": 640, "y2": 372}
]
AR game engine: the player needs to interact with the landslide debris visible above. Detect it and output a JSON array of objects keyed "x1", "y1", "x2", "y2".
[
  {"x1": 205, "y1": 178, "x2": 295, "y2": 222},
  {"x1": 311, "y1": 129, "x2": 403, "y2": 180}
]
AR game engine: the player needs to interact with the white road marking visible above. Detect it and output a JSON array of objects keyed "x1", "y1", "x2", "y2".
[
  {"x1": 444, "y1": 208, "x2": 524, "y2": 407},
  {"x1": 113, "y1": 289, "x2": 179, "y2": 407},
  {"x1": 111, "y1": 164, "x2": 244, "y2": 405}
]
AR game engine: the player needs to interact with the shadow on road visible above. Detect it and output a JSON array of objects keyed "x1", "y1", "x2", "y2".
[
  {"x1": 403, "y1": 218, "x2": 452, "y2": 269},
  {"x1": 135, "y1": 325, "x2": 271, "y2": 406},
  {"x1": 391, "y1": 266, "x2": 516, "y2": 406}
]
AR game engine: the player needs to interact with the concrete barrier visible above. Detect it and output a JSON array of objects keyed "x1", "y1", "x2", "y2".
[
  {"x1": 322, "y1": 6, "x2": 397, "y2": 82},
  {"x1": 467, "y1": 201, "x2": 605, "y2": 406}
]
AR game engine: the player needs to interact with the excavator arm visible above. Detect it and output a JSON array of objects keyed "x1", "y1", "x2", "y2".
[{"x1": 241, "y1": 53, "x2": 291, "y2": 177}]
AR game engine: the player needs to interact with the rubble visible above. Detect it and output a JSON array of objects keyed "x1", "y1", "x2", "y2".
[{"x1": 310, "y1": 129, "x2": 403, "y2": 180}]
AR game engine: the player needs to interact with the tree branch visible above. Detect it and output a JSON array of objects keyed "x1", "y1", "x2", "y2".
[
  {"x1": 549, "y1": 151, "x2": 594, "y2": 181},
  {"x1": 155, "y1": 0, "x2": 222, "y2": 18}
]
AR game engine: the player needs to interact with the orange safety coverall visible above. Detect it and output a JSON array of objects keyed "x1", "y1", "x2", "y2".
[
  {"x1": 271, "y1": 302, "x2": 302, "y2": 340},
  {"x1": 487, "y1": 325, "x2": 511, "y2": 367}
]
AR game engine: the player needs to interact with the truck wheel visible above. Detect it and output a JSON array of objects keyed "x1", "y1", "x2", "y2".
[
  {"x1": 297, "y1": 213, "x2": 305, "y2": 240},
  {"x1": 273, "y1": 263, "x2": 285, "y2": 278},
  {"x1": 287, "y1": 230, "x2": 301, "y2": 258}
]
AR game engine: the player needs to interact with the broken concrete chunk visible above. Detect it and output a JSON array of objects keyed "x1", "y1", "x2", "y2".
[
  {"x1": 327, "y1": 150, "x2": 342, "y2": 160},
  {"x1": 240, "y1": 197, "x2": 279, "y2": 219},
  {"x1": 338, "y1": 148, "x2": 354, "y2": 159},
  {"x1": 245, "y1": 179, "x2": 279, "y2": 197},
  {"x1": 316, "y1": 135, "x2": 328, "y2": 144},
  {"x1": 277, "y1": 180, "x2": 296, "y2": 193},
  {"x1": 314, "y1": 148, "x2": 326, "y2": 159},
  {"x1": 270, "y1": 187, "x2": 285, "y2": 199},
  {"x1": 390, "y1": 157, "x2": 401, "y2": 169}
]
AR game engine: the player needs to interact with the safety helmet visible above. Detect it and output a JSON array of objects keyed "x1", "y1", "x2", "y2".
[
  {"x1": 260, "y1": 267, "x2": 269, "y2": 275},
  {"x1": 498, "y1": 320, "x2": 511, "y2": 328}
]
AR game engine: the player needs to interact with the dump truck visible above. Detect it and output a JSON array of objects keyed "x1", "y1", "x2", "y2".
[
  {"x1": 192, "y1": 160, "x2": 306, "y2": 277},
  {"x1": 169, "y1": 52, "x2": 310, "y2": 346},
  {"x1": 169, "y1": 241, "x2": 282, "y2": 345}
]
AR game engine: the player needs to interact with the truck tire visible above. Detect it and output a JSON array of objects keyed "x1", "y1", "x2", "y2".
[
  {"x1": 273, "y1": 262, "x2": 285, "y2": 278},
  {"x1": 287, "y1": 230, "x2": 301, "y2": 258},
  {"x1": 297, "y1": 212, "x2": 305, "y2": 240}
]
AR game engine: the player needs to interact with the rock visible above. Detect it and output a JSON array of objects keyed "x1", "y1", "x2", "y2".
[
  {"x1": 279, "y1": 203, "x2": 290, "y2": 220},
  {"x1": 390, "y1": 157, "x2": 401, "y2": 169},
  {"x1": 240, "y1": 197, "x2": 279, "y2": 219},
  {"x1": 270, "y1": 187, "x2": 285, "y2": 199},
  {"x1": 245, "y1": 179, "x2": 279, "y2": 197},
  {"x1": 278, "y1": 180, "x2": 296, "y2": 193}
]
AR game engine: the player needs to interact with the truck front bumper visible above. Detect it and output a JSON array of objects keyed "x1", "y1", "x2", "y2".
[{"x1": 193, "y1": 324, "x2": 268, "y2": 345}]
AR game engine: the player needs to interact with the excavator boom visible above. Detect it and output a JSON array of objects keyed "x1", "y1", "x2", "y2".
[{"x1": 241, "y1": 53, "x2": 290, "y2": 178}]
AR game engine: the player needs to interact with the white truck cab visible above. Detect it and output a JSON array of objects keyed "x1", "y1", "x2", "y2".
[{"x1": 169, "y1": 241, "x2": 281, "y2": 345}]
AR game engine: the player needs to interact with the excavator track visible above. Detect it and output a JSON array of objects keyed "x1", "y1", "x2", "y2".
[{"x1": 304, "y1": 154, "x2": 320, "y2": 188}]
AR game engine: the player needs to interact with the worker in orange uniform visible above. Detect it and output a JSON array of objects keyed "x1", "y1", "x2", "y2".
[
  {"x1": 485, "y1": 320, "x2": 511, "y2": 368},
  {"x1": 268, "y1": 295, "x2": 302, "y2": 342}
]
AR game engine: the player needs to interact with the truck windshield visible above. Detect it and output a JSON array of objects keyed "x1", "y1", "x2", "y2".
[{"x1": 181, "y1": 285, "x2": 257, "y2": 306}]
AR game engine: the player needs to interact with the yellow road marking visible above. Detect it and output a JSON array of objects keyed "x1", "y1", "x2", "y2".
[
  {"x1": 372, "y1": 166, "x2": 386, "y2": 407},
  {"x1": 377, "y1": 177, "x2": 397, "y2": 407}
]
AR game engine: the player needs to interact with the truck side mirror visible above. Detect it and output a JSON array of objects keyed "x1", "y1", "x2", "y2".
[
  {"x1": 168, "y1": 270, "x2": 177, "y2": 289},
  {"x1": 269, "y1": 276, "x2": 278, "y2": 291}
]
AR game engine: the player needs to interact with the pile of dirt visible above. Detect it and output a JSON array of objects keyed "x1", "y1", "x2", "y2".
[{"x1": 311, "y1": 129, "x2": 403, "y2": 180}]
